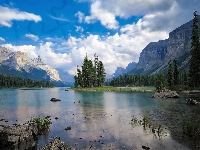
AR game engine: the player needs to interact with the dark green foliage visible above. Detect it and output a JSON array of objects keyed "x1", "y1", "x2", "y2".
[
  {"x1": 189, "y1": 11, "x2": 200, "y2": 88},
  {"x1": 182, "y1": 119, "x2": 200, "y2": 137},
  {"x1": 183, "y1": 70, "x2": 188, "y2": 86},
  {"x1": 155, "y1": 72, "x2": 165, "y2": 92},
  {"x1": 0, "y1": 74, "x2": 54, "y2": 88},
  {"x1": 173, "y1": 58, "x2": 179, "y2": 86},
  {"x1": 167, "y1": 60, "x2": 173, "y2": 89},
  {"x1": 74, "y1": 54, "x2": 106, "y2": 88},
  {"x1": 109, "y1": 74, "x2": 157, "y2": 87}
]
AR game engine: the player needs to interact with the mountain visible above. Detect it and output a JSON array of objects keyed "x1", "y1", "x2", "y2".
[
  {"x1": 131, "y1": 15, "x2": 200, "y2": 75},
  {"x1": 56, "y1": 69, "x2": 74, "y2": 86},
  {"x1": 113, "y1": 62, "x2": 137, "y2": 77},
  {"x1": 0, "y1": 46, "x2": 66, "y2": 86}
]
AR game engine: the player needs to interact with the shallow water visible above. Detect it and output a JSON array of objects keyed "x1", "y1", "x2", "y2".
[{"x1": 0, "y1": 87, "x2": 199, "y2": 149}]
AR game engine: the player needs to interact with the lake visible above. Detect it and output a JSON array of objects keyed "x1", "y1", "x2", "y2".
[{"x1": 0, "y1": 87, "x2": 200, "y2": 149}]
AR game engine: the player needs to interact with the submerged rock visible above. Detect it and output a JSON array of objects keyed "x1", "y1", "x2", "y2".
[
  {"x1": 50, "y1": 98, "x2": 61, "y2": 102},
  {"x1": 151, "y1": 91, "x2": 179, "y2": 98},
  {"x1": 39, "y1": 137, "x2": 67, "y2": 150},
  {"x1": 0, "y1": 123, "x2": 38, "y2": 150},
  {"x1": 186, "y1": 98, "x2": 199, "y2": 106},
  {"x1": 142, "y1": 145, "x2": 150, "y2": 150},
  {"x1": 65, "y1": 126, "x2": 71, "y2": 130}
]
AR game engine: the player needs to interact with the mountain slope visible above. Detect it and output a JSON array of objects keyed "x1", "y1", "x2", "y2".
[
  {"x1": 131, "y1": 15, "x2": 200, "y2": 75},
  {"x1": 113, "y1": 62, "x2": 137, "y2": 77},
  {"x1": 0, "y1": 46, "x2": 64, "y2": 85}
]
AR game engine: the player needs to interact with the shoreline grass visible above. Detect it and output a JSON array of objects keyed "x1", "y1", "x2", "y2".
[{"x1": 69, "y1": 86, "x2": 156, "y2": 92}]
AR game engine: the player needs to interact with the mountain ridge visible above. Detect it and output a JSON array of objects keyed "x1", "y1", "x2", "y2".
[
  {"x1": 128, "y1": 15, "x2": 200, "y2": 75},
  {"x1": 0, "y1": 46, "x2": 66, "y2": 86}
]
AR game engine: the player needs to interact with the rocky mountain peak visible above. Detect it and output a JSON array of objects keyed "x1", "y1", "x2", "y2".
[
  {"x1": 0, "y1": 46, "x2": 62, "y2": 82},
  {"x1": 132, "y1": 15, "x2": 200, "y2": 74}
]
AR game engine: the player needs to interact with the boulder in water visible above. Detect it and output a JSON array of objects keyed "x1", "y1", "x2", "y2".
[
  {"x1": 50, "y1": 98, "x2": 61, "y2": 102},
  {"x1": 151, "y1": 91, "x2": 179, "y2": 98}
]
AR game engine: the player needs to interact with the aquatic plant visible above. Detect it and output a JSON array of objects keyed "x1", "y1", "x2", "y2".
[
  {"x1": 131, "y1": 115, "x2": 139, "y2": 125},
  {"x1": 65, "y1": 142, "x2": 73, "y2": 150},
  {"x1": 131, "y1": 115, "x2": 164, "y2": 138},
  {"x1": 182, "y1": 119, "x2": 200, "y2": 137},
  {"x1": 142, "y1": 115, "x2": 151, "y2": 128},
  {"x1": 157, "y1": 124, "x2": 163, "y2": 136},
  {"x1": 28, "y1": 116, "x2": 51, "y2": 134}
]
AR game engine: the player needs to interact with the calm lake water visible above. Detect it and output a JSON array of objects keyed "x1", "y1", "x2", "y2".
[{"x1": 0, "y1": 87, "x2": 200, "y2": 149}]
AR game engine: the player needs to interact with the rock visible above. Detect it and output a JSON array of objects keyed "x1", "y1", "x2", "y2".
[
  {"x1": 0, "y1": 46, "x2": 62, "y2": 82},
  {"x1": 142, "y1": 145, "x2": 150, "y2": 150},
  {"x1": 65, "y1": 89, "x2": 69, "y2": 91},
  {"x1": 151, "y1": 91, "x2": 179, "y2": 98},
  {"x1": 0, "y1": 122, "x2": 38, "y2": 150},
  {"x1": 50, "y1": 98, "x2": 61, "y2": 102},
  {"x1": 189, "y1": 90, "x2": 200, "y2": 95},
  {"x1": 39, "y1": 137, "x2": 67, "y2": 150},
  {"x1": 186, "y1": 98, "x2": 199, "y2": 106},
  {"x1": 132, "y1": 16, "x2": 200, "y2": 75},
  {"x1": 65, "y1": 126, "x2": 71, "y2": 130}
]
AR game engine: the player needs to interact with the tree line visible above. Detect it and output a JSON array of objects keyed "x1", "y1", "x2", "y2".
[
  {"x1": 0, "y1": 74, "x2": 54, "y2": 88},
  {"x1": 74, "y1": 53, "x2": 106, "y2": 88}
]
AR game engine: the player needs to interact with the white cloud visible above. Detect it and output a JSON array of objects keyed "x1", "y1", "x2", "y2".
[
  {"x1": 0, "y1": 6, "x2": 41, "y2": 27},
  {"x1": 85, "y1": 0, "x2": 200, "y2": 32},
  {"x1": 2, "y1": 1, "x2": 200, "y2": 76},
  {"x1": 75, "y1": 25, "x2": 84, "y2": 32},
  {"x1": 2, "y1": 44, "x2": 38, "y2": 59},
  {"x1": 1, "y1": 42, "x2": 72, "y2": 71},
  {"x1": 85, "y1": 1, "x2": 118, "y2": 29},
  {"x1": 25, "y1": 34, "x2": 39, "y2": 41},
  {"x1": 75, "y1": 11, "x2": 85, "y2": 23},
  {"x1": 63, "y1": 26, "x2": 168, "y2": 75},
  {"x1": 0, "y1": 37, "x2": 5, "y2": 42},
  {"x1": 38, "y1": 42, "x2": 72, "y2": 69},
  {"x1": 49, "y1": 15, "x2": 72, "y2": 22}
]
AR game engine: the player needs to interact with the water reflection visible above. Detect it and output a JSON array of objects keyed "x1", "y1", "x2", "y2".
[{"x1": 0, "y1": 88, "x2": 199, "y2": 149}]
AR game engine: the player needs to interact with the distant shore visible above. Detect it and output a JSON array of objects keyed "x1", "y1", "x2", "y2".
[{"x1": 69, "y1": 86, "x2": 156, "y2": 92}]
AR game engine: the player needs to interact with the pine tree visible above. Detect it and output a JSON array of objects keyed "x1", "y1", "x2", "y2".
[
  {"x1": 82, "y1": 54, "x2": 89, "y2": 87},
  {"x1": 74, "y1": 53, "x2": 106, "y2": 88},
  {"x1": 183, "y1": 70, "x2": 188, "y2": 86},
  {"x1": 97, "y1": 61, "x2": 106, "y2": 87},
  {"x1": 189, "y1": 10, "x2": 200, "y2": 88},
  {"x1": 155, "y1": 72, "x2": 165, "y2": 92},
  {"x1": 167, "y1": 60, "x2": 173, "y2": 89},
  {"x1": 173, "y1": 58, "x2": 179, "y2": 86}
]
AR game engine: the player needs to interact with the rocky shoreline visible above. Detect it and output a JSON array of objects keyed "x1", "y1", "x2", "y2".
[{"x1": 0, "y1": 122, "x2": 69, "y2": 150}]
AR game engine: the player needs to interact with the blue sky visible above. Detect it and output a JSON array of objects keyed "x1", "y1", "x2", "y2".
[{"x1": 0, "y1": 0, "x2": 200, "y2": 75}]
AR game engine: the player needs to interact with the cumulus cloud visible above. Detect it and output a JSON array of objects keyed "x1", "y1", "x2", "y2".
[
  {"x1": 2, "y1": 42, "x2": 72, "y2": 71},
  {"x1": 0, "y1": 6, "x2": 41, "y2": 27},
  {"x1": 25, "y1": 34, "x2": 39, "y2": 41},
  {"x1": 37, "y1": 42, "x2": 72, "y2": 69},
  {"x1": 62, "y1": 26, "x2": 168, "y2": 75},
  {"x1": 2, "y1": 44, "x2": 38, "y2": 59},
  {"x1": 0, "y1": 37, "x2": 5, "y2": 42},
  {"x1": 75, "y1": 11, "x2": 85, "y2": 23},
  {"x1": 85, "y1": 1, "x2": 118, "y2": 29},
  {"x1": 2, "y1": 1, "x2": 200, "y2": 76},
  {"x1": 85, "y1": 0, "x2": 200, "y2": 32},
  {"x1": 75, "y1": 25, "x2": 84, "y2": 32}
]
